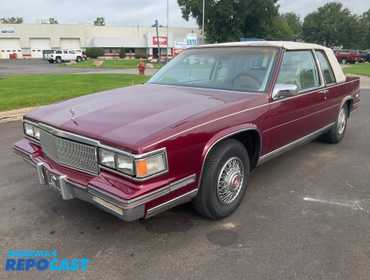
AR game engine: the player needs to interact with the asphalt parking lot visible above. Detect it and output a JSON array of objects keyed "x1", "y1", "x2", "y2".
[{"x1": 1, "y1": 91, "x2": 370, "y2": 280}]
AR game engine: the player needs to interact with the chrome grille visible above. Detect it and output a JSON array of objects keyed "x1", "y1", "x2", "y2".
[{"x1": 40, "y1": 129, "x2": 99, "y2": 175}]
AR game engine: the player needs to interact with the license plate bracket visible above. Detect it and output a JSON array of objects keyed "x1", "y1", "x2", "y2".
[
  {"x1": 37, "y1": 165, "x2": 74, "y2": 200},
  {"x1": 43, "y1": 168, "x2": 62, "y2": 193}
]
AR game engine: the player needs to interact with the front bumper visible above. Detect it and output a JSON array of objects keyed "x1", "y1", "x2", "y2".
[{"x1": 14, "y1": 141, "x2": 197, "y2": 222}]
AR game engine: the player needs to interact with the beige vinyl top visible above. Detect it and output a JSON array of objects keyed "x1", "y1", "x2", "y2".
[{"x1": 195, "y1": 41, "x2": 346, "y2": 83}]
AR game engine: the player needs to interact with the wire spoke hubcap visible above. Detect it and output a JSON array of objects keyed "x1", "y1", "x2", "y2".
[
  {"x1": 216, "y1": 157, "x2": 244, "y2": 205},
  {"x1": 337, "y1": 108, "x2": 346, "y2": 135}
]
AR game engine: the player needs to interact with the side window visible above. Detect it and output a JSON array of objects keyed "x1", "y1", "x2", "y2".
[
  {"x1": 63, "y1": 50, "x2": 68, "y2": 54},
  {"x1": 277, "y1": 50, "x2": 321, "y2": 92},
  {"x1": 315, "y1": 50, "x2": 336, "y2": 84}
]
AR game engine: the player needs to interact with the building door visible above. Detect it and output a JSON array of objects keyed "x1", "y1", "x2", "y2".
[
  {"x1": 0, "y1": 38, "x2": 21, "y2": 59},
  {"x1": 30, "y1": 38, "x2": 51, "y2": 58}
]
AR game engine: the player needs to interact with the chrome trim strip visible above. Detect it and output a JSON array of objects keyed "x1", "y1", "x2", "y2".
[
  {"x1": 98, "y1": 147, "x2": 169, "y2": 182},
  {"x1": 197, "y1": 128, "x2": 261, "y2": 189},
  {"x1": 36, "y1": 162, "x2": 46, "y2": 185},
  {"x1": 145, "y1": 188, "x2": 198, "y2": 218},
  {"x1": 38, "y1": 123, "x2": 100, "y2": 146},
  {"x1": 144, "y1": 79, "x2": 358, "y2": 149},
  {"x1": 25, "y1": 122, "x2": 168, "y2": 180},
  {"x1": 14, "y1": 146, "x2": 197, "y2": 213},
  {"x1": 263, "y1": 103, "x2": 339, "y2": 133},
  {"x1": 88, "y1": 174, "x2": 197, "y2": 209},
  {"x1": 257, "y1": 123, "x2": 334, "y2": 165}
]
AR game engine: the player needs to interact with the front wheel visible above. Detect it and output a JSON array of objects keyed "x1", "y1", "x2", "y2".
[
  {"x1": 321, "y1": 105, "x2": 348, "y2": 143},
  {"x1": 193, "y1": 139, "x2": 249, "y2": 219}
]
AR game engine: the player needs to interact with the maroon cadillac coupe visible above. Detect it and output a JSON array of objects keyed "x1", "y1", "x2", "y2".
[{"x1": 14, "y1": 41, "x2": 360, "y2": 221}]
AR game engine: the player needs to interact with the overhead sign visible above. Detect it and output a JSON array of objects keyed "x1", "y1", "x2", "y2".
[
  {"x1": 0, "y1": 28, "x2": 15, "y2": 34},
  {"x1": 152, "y1": 36, "x2": 168, "y2": 47}
]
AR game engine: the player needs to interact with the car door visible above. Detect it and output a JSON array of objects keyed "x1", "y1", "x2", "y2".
[
  {"x1": 263, "y1": 49, "x2": 327, "y2": 154},
  {"x1": 314, "y1": 49, "x2": 340, "y2": 125}
]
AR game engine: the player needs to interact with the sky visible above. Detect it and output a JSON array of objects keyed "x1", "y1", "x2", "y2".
[{"x1": 1, "y1": 0, "x2": 370, "y2": 27}]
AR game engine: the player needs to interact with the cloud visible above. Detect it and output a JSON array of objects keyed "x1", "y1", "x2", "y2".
[{"x1": 1, "y1": 0, "x2": 369, "y2": 27}]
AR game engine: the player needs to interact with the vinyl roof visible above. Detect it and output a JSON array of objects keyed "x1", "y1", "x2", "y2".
[{"x1": 196, "y1": 41, "x2": 329, "y2": 50}]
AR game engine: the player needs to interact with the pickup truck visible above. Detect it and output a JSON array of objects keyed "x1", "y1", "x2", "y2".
[
  {"x1": 14, "y1": 41, "x2": 360, "y2": 221},
  {"x1": 45, "y1": 49, "x2": 83, "y2": 63}
]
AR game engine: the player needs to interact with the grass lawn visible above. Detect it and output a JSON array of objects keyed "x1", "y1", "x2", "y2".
[
  {"x1": 343, "y1": 63, "x2": 370, "y2": 77},
  {"x1": 65, "y1": 59, "x2": 162, "y2": 69},
  {"x1": 0, "y1": 74, "x2": 149, "y2": 112}
]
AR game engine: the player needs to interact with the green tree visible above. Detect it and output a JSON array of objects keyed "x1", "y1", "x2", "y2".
[
  {"x1": 177, "y1": 0, "x2": 279, "y2": 43},
  {"x1": 0, "y1": 17, "x2": 23, "y2": 24},
  {"x1": 269, "y1": 16, "x2": 295, "y2": 40},
  {"x1": 281, "y1": 12, "x2": 302, "y2": 39},
  {"x1": 360, "y1": 9, "x2": 370, "y2": 49},
  {"x1": 302, "y1": 2, "x2": 362, "y2": 49},
  {"x1": 94, "y1": 17, "x2": 105, "y2": 26}
]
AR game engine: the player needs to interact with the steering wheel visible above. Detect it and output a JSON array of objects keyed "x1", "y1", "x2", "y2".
[{"x1": 231, "y1": 72, "x2": 261, "y2": 90}]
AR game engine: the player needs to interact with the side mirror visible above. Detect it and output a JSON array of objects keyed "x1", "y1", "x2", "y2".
[{"x1": 272, "y1": 84, "x2": 299, "y2": 100}]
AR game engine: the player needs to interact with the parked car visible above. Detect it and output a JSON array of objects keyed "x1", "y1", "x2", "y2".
[
  {"x1": 14, "y1": 41, "x2": 360, "y2": 221},
  {"x1": 335, "y1": 50, "x2": 362, "y2": 64},
  {"x1": 45, "y1": 49, "x2": 83, "y2": 63},
  {"x1": 359, "y1": 51, "x2": 370, "y2": 62},
  {"x1": 74, "y1": 49, "x2": 87, "y2": 61}
]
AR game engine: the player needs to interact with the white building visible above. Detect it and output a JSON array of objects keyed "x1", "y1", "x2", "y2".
[{"x1": 0, "y1": 24, "x2": 200, "y2": 59}]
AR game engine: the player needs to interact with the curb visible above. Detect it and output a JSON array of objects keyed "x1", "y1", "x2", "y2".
[{"x1": 0, "y1": 107, "x2": 37, "y2": 124}]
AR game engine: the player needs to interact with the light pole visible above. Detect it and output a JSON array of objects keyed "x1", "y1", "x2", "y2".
[
  {"x1": 154, "y1": 19, "x2": 161, "y2": 61},
  {"x1": 166, "y1": 0, "x2": 169, "y2": 62},
  {"x1": 202, "y1": 0, "x2": 205, "y2": 43}
]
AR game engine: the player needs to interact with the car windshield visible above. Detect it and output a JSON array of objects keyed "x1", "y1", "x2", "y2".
[{"x1": 148, "y1": 47, "x2": 278, "y2": 92}]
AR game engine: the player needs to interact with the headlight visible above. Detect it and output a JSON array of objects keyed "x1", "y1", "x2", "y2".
[
  {"x1": 98, "y1": 147, "x2": 167, "y2": 179},
  {"x1": 117, "y1": 154, "x2": 134, "y2": 175},
  {"x1": 99, "y1": 149, "x2": 115, "y2": 168},
  {"x1": 23, "y1": 122, "x2": 40, "y2": 140}
]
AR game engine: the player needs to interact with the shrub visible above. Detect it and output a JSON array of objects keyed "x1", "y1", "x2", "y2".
[
  {"x1": 85, "y1": 48, "x2": 104, "y2": 58},
  {"x1": 119, "y1": 48, "x2": 126, "y2": 58}
]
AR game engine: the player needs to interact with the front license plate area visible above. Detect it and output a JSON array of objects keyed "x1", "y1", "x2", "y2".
[{"x1": 43, "y1": 168, "x2": 61, "y2": 194}]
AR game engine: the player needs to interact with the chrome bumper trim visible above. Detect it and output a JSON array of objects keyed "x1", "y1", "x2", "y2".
[
  {"x1": 88, "y1": 174, "x2": 197, "y2": 209},
  {"x1": 145, "y1": 189, "x2": 198, "y2": 218},
  {"x1": 14, "y1": 146, "x2": 197, "y2": 221}
]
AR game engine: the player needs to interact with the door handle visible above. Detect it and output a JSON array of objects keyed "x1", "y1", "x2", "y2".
[{"x1": 319, "y1": 89, "x2": 329, "y2": 94}]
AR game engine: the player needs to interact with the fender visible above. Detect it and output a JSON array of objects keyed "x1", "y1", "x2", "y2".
[
  {"x1": 198, "y1": 124, "x2": 262, "y2": 187},
  {"x1": 339, "y1": 95, "x2": 354, "y2": 114}
]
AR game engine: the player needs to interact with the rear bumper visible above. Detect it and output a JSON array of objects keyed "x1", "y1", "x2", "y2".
[{"x1": 14, "y1": 142, "x2": 197, "y2": 222}]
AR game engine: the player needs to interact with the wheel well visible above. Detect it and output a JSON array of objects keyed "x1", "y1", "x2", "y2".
[
  {"x1": 231, "y1": 130, "x2": 261, "y2": 170},
  {"x1": 345, "y1": 99, "x2": 353, "y2": 117}
]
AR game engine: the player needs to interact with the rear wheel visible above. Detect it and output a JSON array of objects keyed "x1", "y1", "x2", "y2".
[
  {"x1": 193, "y1": 139, "x2": 250, "y2": 219},
  {"x1": 76, "y1": 56, "x2": 82, "y2": 62},
  {"x1": 321, "y1": 105, "x2": 348, "y2": 143},
  {"x1": 55, "y1": 57, "x2": 62, "y2": 64}
]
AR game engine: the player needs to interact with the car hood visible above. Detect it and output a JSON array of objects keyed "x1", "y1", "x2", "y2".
[{"x1": 26, "y1": 84, "x2": 263, "y2": 152}]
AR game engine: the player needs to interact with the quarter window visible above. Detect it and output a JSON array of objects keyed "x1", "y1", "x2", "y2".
[
  {"x1": 277, "y1": 50, "x2": 321, "y2": 92},
  {"x1": 315, "y1": 50, "x2": 336, "y2": 84}
]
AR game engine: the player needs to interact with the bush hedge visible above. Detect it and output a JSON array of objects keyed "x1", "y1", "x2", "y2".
[{"x1": 85, "y1": 48, "x2": 104, "y2": 58}]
